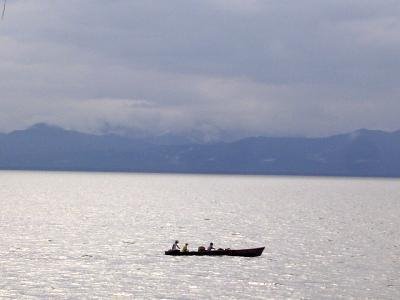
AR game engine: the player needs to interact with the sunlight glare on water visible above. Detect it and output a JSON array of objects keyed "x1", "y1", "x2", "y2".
[{"x1": 0, "y1": 171, "x2": 399, "y2": 299}]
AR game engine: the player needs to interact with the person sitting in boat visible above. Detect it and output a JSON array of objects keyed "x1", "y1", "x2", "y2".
[
  {"x1": 171, "y1": 240, "x2": 180, "y2": 251},
  {"x1": 182, "y1": 243, "x2": 189, "y2": 252},
  {"x1": 207, "y1": 242, "x2": 215, "y2": 251}
]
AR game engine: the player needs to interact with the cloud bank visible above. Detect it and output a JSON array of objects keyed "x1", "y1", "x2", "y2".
[{"x1": 0, "y1": 0, "x2": 399, "y2": 137}]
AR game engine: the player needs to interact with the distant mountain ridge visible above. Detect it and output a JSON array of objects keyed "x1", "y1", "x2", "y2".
[{"x1": 0, "y1": 124, "x2": 399, "y2": 177}]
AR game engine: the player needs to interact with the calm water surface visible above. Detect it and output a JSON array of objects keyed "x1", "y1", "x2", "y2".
[{"x1": 0, "y1": 171, "x2": 399, "y2": 299}]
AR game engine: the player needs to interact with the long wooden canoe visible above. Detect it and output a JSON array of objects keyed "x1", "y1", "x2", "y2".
[{"x1": 165, "y1": 247, "x2": 265, "y2": 257}]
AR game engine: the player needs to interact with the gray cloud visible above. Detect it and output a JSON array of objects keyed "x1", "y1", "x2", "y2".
[{"x1": 0, "y1": 0, "x2": 399, "y2": 137}]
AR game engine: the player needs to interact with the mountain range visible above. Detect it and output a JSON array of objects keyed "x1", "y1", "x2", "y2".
[{"x1": 0, "y1": 123, "x2": 399, "y2": 177}]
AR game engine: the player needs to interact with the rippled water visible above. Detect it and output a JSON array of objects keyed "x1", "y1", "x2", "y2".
[{"x1": 0, "y1": 171, "x2": 399, "y2": 299}]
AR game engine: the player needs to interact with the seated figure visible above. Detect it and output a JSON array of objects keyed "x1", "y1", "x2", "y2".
[
  {"x1": 171, "y1": 240, "x2": 180, "y2": 251},
  {"x1": 182, "y1": 243, "x2": 189, "y2": 252},
  {"x1": 207, "y1": 242, "x2": 215, "y2": 251}
]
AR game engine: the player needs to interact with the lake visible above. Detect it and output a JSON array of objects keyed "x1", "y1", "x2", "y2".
[{"x1": 0, "y1": 171, "x2": 399, "y2": 299}]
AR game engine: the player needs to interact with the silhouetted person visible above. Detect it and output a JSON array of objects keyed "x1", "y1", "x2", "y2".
[
  {"x1": 172, "y1": 240, "x2": 180, "y2": 251},
  {"x1": 207, "y1": 242, "x2": 215, "y2": 251}
]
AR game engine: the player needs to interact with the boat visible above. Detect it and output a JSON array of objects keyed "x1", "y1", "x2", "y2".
[{"x1": 164, "y1": 247, "x2": 265, "y2": 257}]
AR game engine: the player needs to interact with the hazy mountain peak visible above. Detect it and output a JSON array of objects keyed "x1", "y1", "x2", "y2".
[{"x1": 28, "y1": 123, "x2": 65, "y2": 132}]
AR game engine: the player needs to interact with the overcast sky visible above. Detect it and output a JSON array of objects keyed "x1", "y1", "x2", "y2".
[{"x1": 0, "y1": 0, "x2": 399, "y2": 137}]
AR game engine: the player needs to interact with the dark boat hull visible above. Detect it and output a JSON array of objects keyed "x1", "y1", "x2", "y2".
[{"x1": 165, "y1": 247, "x2": 265, "y2": 257}]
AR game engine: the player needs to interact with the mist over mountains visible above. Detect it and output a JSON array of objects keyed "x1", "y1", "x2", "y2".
[{"x1": 0, "y1": 123, "x2": 399, "y2": 177}]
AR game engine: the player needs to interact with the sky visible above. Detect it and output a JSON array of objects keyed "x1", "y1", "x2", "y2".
[{"x1": 0, "y1": 0, "x2": 399, "y2": 138}]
